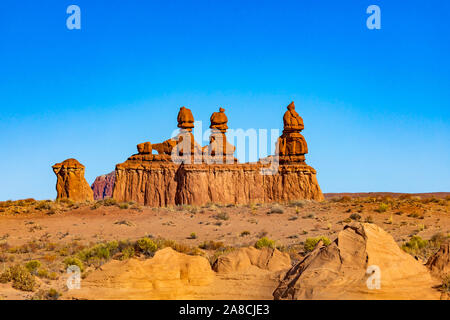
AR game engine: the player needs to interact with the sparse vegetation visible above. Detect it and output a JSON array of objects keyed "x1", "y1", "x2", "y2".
[
  {"x1": 0, "y1": 265, "x2": 36, "y2": 291},
  {"x1": 255, "y1": 237, "x2": 276, "y2": 249},
  {"x1": 268, "y1": 205, "x2": 284, "y2": 214},
  {"x1": 214, "y1": 212, "x2": 230, "y2": 221},
  {"x1": 304, "y1": 236, "x2": 331, "y2": 253},
  {"x1": 376, "y1": 203, "x2": 389, "y2": 213}
]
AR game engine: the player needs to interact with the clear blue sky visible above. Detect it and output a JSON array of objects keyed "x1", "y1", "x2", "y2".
[{"x1": 0, "y1": 0, "x2": 449, "y2": 200}]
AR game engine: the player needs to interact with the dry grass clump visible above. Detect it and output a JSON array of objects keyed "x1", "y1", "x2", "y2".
[
  {"x1": 304, "y1": 236, "x2": 331, "y2": 253},
  {"x1": 199, "y1": 240, "x2": 225, "y2": 250},
  {"x1": 255, "y1": 237, "x2": 276, "y2": 249},
  {"x1": 214, "y1": 212, "x2": 230, "y2": 221},
  {"x1": 268, "y1": 205, "x2": 284, "y2": 214},
  {"x1": 0, "y1": 264, "x2": 37, "y2": 291},
  {"x1": 401, "y1": 233, "x2": 449, "y2": 260}
]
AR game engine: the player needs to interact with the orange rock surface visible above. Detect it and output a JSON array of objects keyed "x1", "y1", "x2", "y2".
[
  {"x1": 273, "y1": 223, "x2": 440, "y2": 300},
  {"x1": 52, "y1": 158, "x2": 94, "y2": 202}
]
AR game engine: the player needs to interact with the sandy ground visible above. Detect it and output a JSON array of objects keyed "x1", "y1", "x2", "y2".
[{"x1": 0, "y1": 194, "x2": 448, "y2": 299}]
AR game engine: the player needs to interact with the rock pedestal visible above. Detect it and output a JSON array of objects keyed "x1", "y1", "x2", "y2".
[
  {"x1": 52, "y1": 158, "x2": 94, "y2": 202},
  {"x1": 112, "y1": 103, "x2": 324, "y2": 206}
]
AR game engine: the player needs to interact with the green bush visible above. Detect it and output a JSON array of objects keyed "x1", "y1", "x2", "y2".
[
  {"x1": 63, "y1": 257, "x2": 84, "y2": 272},
  {"x1": 25, "y1": 260, "x2": 42, "y2": 274},
  {"x1": 376, "y1": 203, "x2": 389, "y2": 213},
  {"x1": 401, "y1": 236, "x2": 428, "y2": 255},
  {"x1": 120, "y1": 247, "x2": 135, "y2": 260},
  {"x1": 136, "y1": 238, "x2": 157, "y2": 255},
  {"x1": 199, "y1": 240, "x2": 225, "y2": 250},
  {"x1": 304, "y1": 236, "x2": 331, "y2": 253},
  {"x1": 0, "y1": 265, "x2": 36, "y2": 291},
  {"x1": 255, "y1": 237, "x2": 276, "y2": 249}
]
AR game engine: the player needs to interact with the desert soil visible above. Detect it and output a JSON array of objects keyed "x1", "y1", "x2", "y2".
[{"x1": 0, "y1": 193, "x2": 448, "y2": 300}]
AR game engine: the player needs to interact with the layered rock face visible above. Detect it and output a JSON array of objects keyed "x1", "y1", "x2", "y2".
[
  {"x1": 91, "y1": 171, "x2": 115, "y2": 200},
  {"x1": 273, "y1": 223, "x2": 440, "y2": 300},
  {"x1": 113, "y1": 103, "x2": 324, "y2": 206},
  {"x1": 426, "y1": 242, "x2": 450, "y2": 278},
  {"x1": 52, "y1": 158, "x2": 94, "y2": 202}
]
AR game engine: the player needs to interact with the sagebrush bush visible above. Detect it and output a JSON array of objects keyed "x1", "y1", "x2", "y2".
[
  {"x1": 304, "y1": 236, "x2": 331, "y2": 253},
  {"x1": 376, "y1": 203, "x2": 389, "y2": 213},
  {"x1": 255, "y1": 237, "x2": 276, "y2": 249},
  {"x1": 63, "y1": 257, "x2": 84, "y2": 272},
  {"x1": 199, "y1": 240, "x2": 224, "y2": 250},
  {"x1": 136, "y1": 238, "x2": 157, "y2": 255},
  {"x1": 0, "y1": 265, "x2": 36, "y2": 291},
  {"x1": 25, "y1": 260, "x2": 41, "y2": 274}
]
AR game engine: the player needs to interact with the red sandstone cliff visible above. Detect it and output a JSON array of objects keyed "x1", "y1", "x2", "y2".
[
  {"x1": 91, "y1": 171, "x2": 115, "y2": 200},
  {"x1": 112, "y1": 103, "x2": 324, "y2": 206}
]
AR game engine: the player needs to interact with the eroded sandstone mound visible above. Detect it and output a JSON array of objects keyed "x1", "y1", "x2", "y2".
[
  {"x1": 68, "y1": 247, "x2": 290, "y2": 300},
  {"x1": 52, "y1": 158, "x2": 93, "y2": 202},
  {"x1": 213, "y1": 247, "x2": 291, "y2": 274},
  {"x1": 112, "y1": 103, "x2": 324, "y2": 206},
  {"x1": 69, "y1": 247, "x2": 214, "y2": 300},
  {"x1": 273, "y1": 223, "x2": 440, "y2": 300},
  {"x1": 426, "y1": 242, "x2": 450, "y2": 278},
  {"x1": 91, "y1": 171, "x2": 115, "y2": 200}
]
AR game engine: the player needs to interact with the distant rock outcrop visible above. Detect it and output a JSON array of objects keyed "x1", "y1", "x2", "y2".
[
  {"x1": 91, "y1": 171, "x2": 115, "y2": 200},
  {"x1": 52, "y1": 158, "x2": 94, "y2": 202},
  {"x1": 112, "y1": 103, "x2": 324, "y2": 206},
  {"x1": 273, "y1": 223, "x2": 440, "y2": 300}
]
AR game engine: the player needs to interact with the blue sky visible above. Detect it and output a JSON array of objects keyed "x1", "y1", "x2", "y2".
[{"x1": 0, "y1": 0, "x2": 449, "y2": 200}]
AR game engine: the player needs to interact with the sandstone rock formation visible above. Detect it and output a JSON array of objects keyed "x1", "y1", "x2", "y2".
[
  {"x1": 273, "y1": 223, "x2": 440, "y2": 300},
  {"x1": 206, "y1": 107, "x2": 236, "y2": 164},
  {"x1": 52, "y1": 158, "x2": 94, "y2": 202},
  {"x1": 68, "y1": 247, "x2": 214, "y2": 300},
  {"x1": 68, "y1": 247, "x2": 289, "y2": 300},
  {"x1": 426, "y1": 242, "x2": 450, "y2": 278},
  {"x1": 112, "y1": 103, "x2": 324, "y2": 206},
  {"x1": 276, "y1": 101, "x2": 308, "y2": 164},
  {"x1": 91, "y1": 171, "x2": 115, "y2": 200},
  {"x1": 213, "y1": 247, "x2": 291, "y2": 274}
]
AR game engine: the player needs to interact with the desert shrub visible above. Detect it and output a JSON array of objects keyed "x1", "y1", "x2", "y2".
[
  {"x1": 32, "y1": 288, "x2": 61, "y2": 300},
  {"x1": 289, "y1": 200, "x2": 305, "y2": 208},
  {"x1": 408, "y1": 211, "x2": 424, "y2": 219},
  {"x1": 304, "y1": 236, "x2": 331, "y2": 253},
  {"x1": 35, "y1": 201, "x2": 53, "y2": 211},
  {"x1": 214, "y1": 212, "x2": 229, "y2": 221},
  {"x1": 25, "y1": 260, "x2": 42, "y2": 274},
  {"x1": 401, "y1": 236, "x2": 428, "y2": 256},
  {"x1": 440, "y1": 275, "x2": 450, "y2": 293},
  {"x1": 136, "y1": 237, "x2": 157, "y2": 255},
  {"x1": 188, "y1": 232, "x2": 197, "y2": 239},
  {"x1": 102, "y1": 198, "x2": 117, "y2": 206},
  {"x1": 63, "y1": 257, "x2": 85, "y2": 272},
  {"x1": 338, "y1": 196, "x2": 352, "y2": 202},
  {"x1": 376, "y1": 203, "x2": 389, "y2": 213},
  {"x1": 255, "y1": 237, "x2": 276, "y2": 249},
  {"x1": 268, "y1": 205, "x2": 284, "y2": 214},
  {"x1": 199, "y1": 241, "x2": 224, "y2": 250},
  {"x1": 0, "y1": 265, "x2": 36, "y2": 291},
  {"x1": 119, "y1": 203, "x2": 129, "y2": 210},
  {"x1": 120, "y1": 246, "x2": 135, "y2": 260}
]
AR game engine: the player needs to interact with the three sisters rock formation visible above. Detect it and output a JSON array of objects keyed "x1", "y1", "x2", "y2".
[{"x1": 54, "y1": 102, "x2": 324, "y2": 205}]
